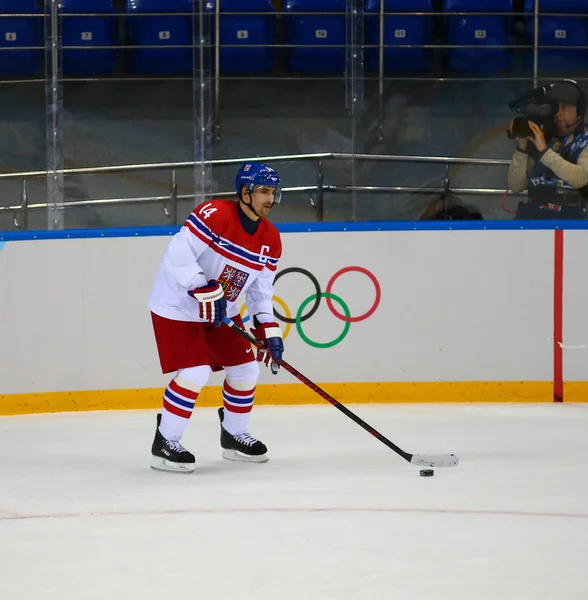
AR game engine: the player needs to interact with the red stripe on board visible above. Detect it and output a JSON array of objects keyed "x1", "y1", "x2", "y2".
[{"x1": 553, "y1": 229, "x2": 564, "y2": 403}]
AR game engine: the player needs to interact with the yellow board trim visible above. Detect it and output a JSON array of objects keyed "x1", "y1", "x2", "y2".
[
  {"x1": 563, "y1": 382, "x2": 588, "y2": 403},
  {"x1": 1, "y1": 381, "x2": 586, "y2": 416}
]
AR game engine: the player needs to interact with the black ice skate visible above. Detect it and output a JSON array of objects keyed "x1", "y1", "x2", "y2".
[
  {"x1": 218, "y1": 407, "x2": 268, "y2": 463},
  {"x1": 150, "y1": 413, "x2": 195, "y2": 473}
]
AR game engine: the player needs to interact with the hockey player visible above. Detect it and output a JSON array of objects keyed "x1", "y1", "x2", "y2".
[{"x1": 148, "y1": 162, "x2": 284, "y2": 473}]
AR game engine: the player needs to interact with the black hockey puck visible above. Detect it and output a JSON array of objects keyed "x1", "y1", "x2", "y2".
[{"x1": 419, "y1": 469, "x2": 434, "y2": 477}]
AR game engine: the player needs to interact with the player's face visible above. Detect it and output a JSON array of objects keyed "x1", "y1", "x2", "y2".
[{"x1": 250, "y1": 185, "x2": 278, "y2": 217}]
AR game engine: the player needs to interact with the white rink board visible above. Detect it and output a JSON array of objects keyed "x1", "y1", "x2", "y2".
[
  {"x1": 563, "y1": 230, "x2": 588, "y2": 382},
  {"x1": 0, "y1": 228, "x2": 579, "y2": 395}
]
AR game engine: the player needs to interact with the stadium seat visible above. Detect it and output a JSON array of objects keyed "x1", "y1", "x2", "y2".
[
  {"x1": 206, "y1": 0, "x2": 276, "y2": 73},
  {"x1": 284, "y1": 0, "x2": 346, "y2": 73},
  {"x1": 0, "y1": 0, "x2": 42, "y2": 76},
  {"x1": 524, "y1": 0, "x2": 588, "y2": 73},
  {"x1": 125, "y1": 0, "x2": 194, "y2": 75},
  {"x1": 444, "y1": 0, "x2": 513, "y2": 73},
  {"x1": 364, "y1": 0, "x2": 433, "y2": 73},
  {"x1": 61, "y1": 0, "x2": 119, "y2": 75}
]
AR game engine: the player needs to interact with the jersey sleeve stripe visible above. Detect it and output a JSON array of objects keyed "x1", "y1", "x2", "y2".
[
  {"x1": 185, "y1": 219, "x2": 213, "y2": 246},
  {"x1": 186, "y1": 213, "x2": 214, "y2": 240}
]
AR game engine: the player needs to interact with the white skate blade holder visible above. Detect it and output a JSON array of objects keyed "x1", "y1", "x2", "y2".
[
  {"x1": 150, "y1": 456, "x2": 196, "y2": 473},
  {"x1": 222, "y1": 449, "x2": 269, "y2": 463}
]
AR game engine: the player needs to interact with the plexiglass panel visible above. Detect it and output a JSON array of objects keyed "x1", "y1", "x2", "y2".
[{"x1": 2, "y1": 0, "x2": 588, "y2": 230}]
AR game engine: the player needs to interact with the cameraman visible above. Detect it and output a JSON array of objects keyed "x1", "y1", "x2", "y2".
[{"x1": 508, "y1": 80, "x2": 588, "y2": 219}]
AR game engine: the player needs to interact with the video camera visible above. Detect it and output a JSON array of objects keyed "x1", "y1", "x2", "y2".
[{"x1": 507, "y1": 86, "x2": 559, "y2": 140}]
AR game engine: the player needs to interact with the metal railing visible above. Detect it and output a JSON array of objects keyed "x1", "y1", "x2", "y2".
[
  {"x1": 0, "y1": 0, "x2": 582, "y2": 228},
  {"x1": 0, "y1": 152, "x2": 517, "y2": 229}
]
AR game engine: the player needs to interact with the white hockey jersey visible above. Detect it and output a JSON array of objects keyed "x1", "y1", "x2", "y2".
[{"x1": 148, "y1": 199, "x2": 282, "y2": 323}]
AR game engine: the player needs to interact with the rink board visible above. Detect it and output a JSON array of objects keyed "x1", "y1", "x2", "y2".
[{"x1": 0, "y1": 223, "x2": 587, "y2": 414}]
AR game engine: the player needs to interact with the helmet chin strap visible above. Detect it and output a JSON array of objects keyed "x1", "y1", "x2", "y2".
[{"x1": 240, "y1": 192, "x2": 263, "y2": 219}]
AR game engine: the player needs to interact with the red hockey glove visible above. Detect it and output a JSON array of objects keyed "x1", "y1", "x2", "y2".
[
  {"x1": 250, "y1": 321, "x2": 283, "y2": 375},
  {"x1": 188, "y1": 280, "x2": 227, "y2": 327}
]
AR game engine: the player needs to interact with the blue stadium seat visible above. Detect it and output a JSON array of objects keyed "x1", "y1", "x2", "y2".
[
  {"x1": 0, "y1": 0, "x2": 42, "y2": 76},
  {"x1": 206, "y1": 0, "x2": 276, "y2": 73},
  {"x1": 61, "y1": 0, "x2": 119, "y2": 75},
  {"x1": 125, "y1": 0, "x2": 194, "y2": 75},
  {"x1": 524, "y1": 0, "x2": 588, "y2": 73},
  {"x1": 365, "y1": 0, "x2": 433, "y2": 73},
  {"x1": 444, "y1": 0, "x2": 513, "y2": 73},
  {"x1": 284, "y1": 0, "x2": 346, "y2": 73}
]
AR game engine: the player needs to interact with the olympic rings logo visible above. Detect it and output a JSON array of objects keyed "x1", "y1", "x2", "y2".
[{"x1": 240, "y1": 266, "x2": 381, "y2": 348}]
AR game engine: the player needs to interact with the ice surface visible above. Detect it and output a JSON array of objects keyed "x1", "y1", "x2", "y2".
[{"x1": 1, "y1": 403, "x2": 587, "y2": 600}]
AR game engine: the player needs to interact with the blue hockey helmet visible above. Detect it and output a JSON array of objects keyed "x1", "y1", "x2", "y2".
[{"x1": 235, "y1": 162, "x2": 282, "y2": 204}]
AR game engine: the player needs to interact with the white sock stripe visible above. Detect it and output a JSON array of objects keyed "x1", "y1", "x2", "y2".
[
  {"x1": 164, "y1": 401, "x2": 194, "y2": 415},
  {"x1": 164, "y1": 391, "x2": 195, "y2": 412},
  {"x1": 165, "y1": 388, "x2": 197, "y2": 405},
  {"x1": 173, "y1": 377, "x2": 203, "y2": 394},
  {"x1": 224, "y1": 380, "x2": 257, "y2": 392},
  {"x1": 223, "y1": 397, "x2": 254, "y2": 409},
  {"x1": 223, "y1": 392, "x2": 254, "y2": 405}
]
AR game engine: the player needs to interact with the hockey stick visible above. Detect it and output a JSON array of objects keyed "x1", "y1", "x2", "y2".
[{"x1": 223, "y1": 317, "x2": 459, "y2": 468}]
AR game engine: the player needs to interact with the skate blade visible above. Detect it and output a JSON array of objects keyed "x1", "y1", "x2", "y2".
[
  {"x1": 150, "y1": 455, "x2": 195, "y2": 473},
  {"x1": 222, "y1": 449, "x2": 269, "y2": 463}
]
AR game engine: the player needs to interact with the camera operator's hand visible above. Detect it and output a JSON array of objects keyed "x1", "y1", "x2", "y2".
[
  {"x1": 508, "y1": 118, "x2": 529, "y2": 151},
  {"x1": 526, "y1": 121, "x2": 547, "y2": 153}
]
